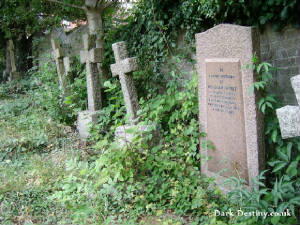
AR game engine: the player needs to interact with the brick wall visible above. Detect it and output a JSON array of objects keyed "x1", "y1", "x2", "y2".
[
  {"x1": 260, "y1": 25, "x2": 299, "y2": 105},
  {"x1": 35, "y1": 25, "x2": 88, "y2": 67},
  {"x1": 35, "y1": 24, "x2": 299, "y2": 105}
]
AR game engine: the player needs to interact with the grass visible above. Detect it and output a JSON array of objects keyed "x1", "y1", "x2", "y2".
[
  {"x1": 0, "y1": 81, "x2": 188, "y2": 225},
  {"x1": 0, "y1": 84, "x2": 82, "y2": 224}
]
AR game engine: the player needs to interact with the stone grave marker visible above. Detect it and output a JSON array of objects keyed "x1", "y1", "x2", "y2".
[
  {"x1": 63, "y1": 56, "x2": 77, "y2": 83},
  {"x1": 196, "y1": 24, "x2": 265, "y2": 190},
  {"x1": 110, "y1": 41, "x2": 139, "y2": 125},
  {"x1": 276, "y1": 75, "x2": 300, "y2": 139},
  {"x1": 77, "y1": 34, "x2": 103, "y2": 139},
  {"x1": 110, "y1": 41, "x2": 159, "y2": 147},
  {"x1": 51, "y1": 38, "x2": 68, "y2": 93}
]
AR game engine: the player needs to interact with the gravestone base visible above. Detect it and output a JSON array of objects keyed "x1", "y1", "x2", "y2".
[
  {"x1": 77, "y1": 110, "x2": 99, "y2": 139},
  {"x1": 115, "y1": 123, "x2": 160, "y2": 149}
]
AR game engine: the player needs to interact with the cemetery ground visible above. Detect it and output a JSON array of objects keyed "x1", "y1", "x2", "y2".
[
  {"x1": 0, "y1": 76, "x2": 193, "y2": 224},
  {"x1": 0, "y1": 0, "x2": 299, "y2": 224},
  {"x1": 0, "y1": 59, "x2": 299, "y2": 225}
]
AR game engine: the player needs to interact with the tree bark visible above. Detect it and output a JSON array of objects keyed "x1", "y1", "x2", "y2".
[{"x1": 2, "y1": 41, "x2": 12, "y2": 81}]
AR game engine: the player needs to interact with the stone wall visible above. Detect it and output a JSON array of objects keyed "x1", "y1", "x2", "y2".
[
  {"x1": 35, "y1": 25, "x2": 88, "y2": 67},
  {"x1": 35, "y1": 24, "x2": 299, "y2": 105},
  {"x1": 260, "y1": 25, "x2": 299, "y2": 105}
]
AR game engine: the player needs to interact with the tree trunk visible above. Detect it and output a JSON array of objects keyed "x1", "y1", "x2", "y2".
[{"x1": 2, "y1": 42, "x2": 11, "y2": 81}]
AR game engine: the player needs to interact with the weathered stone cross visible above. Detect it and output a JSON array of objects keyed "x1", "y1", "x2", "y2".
[
  {"x1": 276, "y1": 75, "x2": 300, "y2": 139},
  {"x1": 51, "y1": 38, "x2": 67, "y2": 91},
  {"x1": 80, "y1": 34, "x2": 103, "y2": 111},
  {"x1": 110, "y1": 41, "x2": 139, "y2": 125}
]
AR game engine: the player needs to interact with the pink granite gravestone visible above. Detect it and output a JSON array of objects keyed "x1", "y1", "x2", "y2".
[{"x1": 196, "y1": 24, "x2": 265, "y2": 191}]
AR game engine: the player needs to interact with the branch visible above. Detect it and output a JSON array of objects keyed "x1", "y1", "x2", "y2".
[{"x1": 45, "y1": 0, "x2": 85, "y2": 10}]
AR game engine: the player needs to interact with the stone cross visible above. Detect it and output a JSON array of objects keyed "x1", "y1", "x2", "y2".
[
  {"x1": 51, "y1": 39, "x2": 67, "y2": 90},
  {"x1": 8, "y1": 40, "x2": 20, "y2": 80},
  {"x1": 110, "y1": 41, "x2": 139, "y2": 125},
  {"x1": 63, "y1": 56, "x2": 76, "y2": 83},
  {"x1": 276, "y1": 75, "x2": 300, "y2": 139},
  {"x1": 80, "y1": 34, "x2": 103, "y2": 111}
]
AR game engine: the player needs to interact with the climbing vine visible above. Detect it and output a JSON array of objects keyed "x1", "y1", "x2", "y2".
[{"x1": 101, "y1": 0, "x2": 299, "y2": 101}]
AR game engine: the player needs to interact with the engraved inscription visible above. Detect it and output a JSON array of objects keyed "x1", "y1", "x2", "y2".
[
  {"x1": 207, "y1": 73, "x2": 238, "y2": 115},
  {"x1": 205, "y1": 59, "x2": 248, "y2": 182}
]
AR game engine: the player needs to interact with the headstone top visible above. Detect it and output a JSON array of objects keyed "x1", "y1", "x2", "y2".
[
  {"x1": 63, "y1": 57, "x2": 70, "y2": 73},
  {"x1": 112, "y1": 41, "x2": 129, "y2": 61},
  {"x1": 276, "y1": 75, "x2": 300, "y2": 139},
  {"x1": 276, "y1": 106, "x2": 299, "y2": 139},
  {"x1": 291, "y1": 75, "x2": 300, "y2": 104}
]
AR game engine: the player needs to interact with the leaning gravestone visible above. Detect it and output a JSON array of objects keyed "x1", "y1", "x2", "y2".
[
  {"x1": 276, "y1": 75, "x2": 300, "y2": 139},
  {"x1": 51, "y1": 38, "x2": 68, "y2": 94},
  {"x1": 110, "y1": 41, "x2": 158, "y2": 147},
  {"x1": 77, "y1": 34, "x2": 103, "y2": 139},
  {"x1": 196, "y1": 24, "x2": 265, "y2": 190}
]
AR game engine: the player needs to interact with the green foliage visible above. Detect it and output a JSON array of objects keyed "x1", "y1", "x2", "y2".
[
  {"x1": 51, "y1": 66, "x2": 231, "y2": 224},
  {"x1": 31, "y1": 58, "x2": 87, "y2": 125},
  {"x1": 0, "y1": 76, "x2": 83, "y2": 224},
  {"x1": 0, "y1": 147, "x2": 80, "y2": 224},
  {"x1": 88, "y1": 78, "x2": 127, "y2": 143},
  {"x1": 0, "y1": 0, "x2": 85, "y2": 41},
  {"x1": 103, "y1": 0, "x2": 299, "y2": 101},
  {"x1": 0, "y1": 95, "x2": 62, "y2": 160}
]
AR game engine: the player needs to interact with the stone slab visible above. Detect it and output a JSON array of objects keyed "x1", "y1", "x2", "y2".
[
  {"x1": 80, "y1": 50, "x2": 88, "y2": 64},
  {"x1": 291, "y1": 75, "x2": 300, "y2": 104},
  {"x1": 63, "y1": 57, "x2": 70, "y2": 73},
  {"x1": 206, "y1": 58, "x2": 248, "y2": 181},
  {"x1": 112, "y1": 41, "x2": 128, "y2": 61},
  {"x1": 51, "y1": 39, "x2": 60, "y2": 50},
  {"x1": 77, "y1": 110, "x2": 99, "y2": 139},
  {"x1": 52, "y1": 48, "x2": 64, "y2": 59},
  {"x1": 276, "y1": 106, "x2": 300, "y2": 139},
  {"x1": 196, "y1": 24, "x2": 264, "y2": 190}
]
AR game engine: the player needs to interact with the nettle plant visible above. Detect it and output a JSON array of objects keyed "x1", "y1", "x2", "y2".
[{"x1": 225, "y1": 58, "x2": 300, "y2": 225}]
